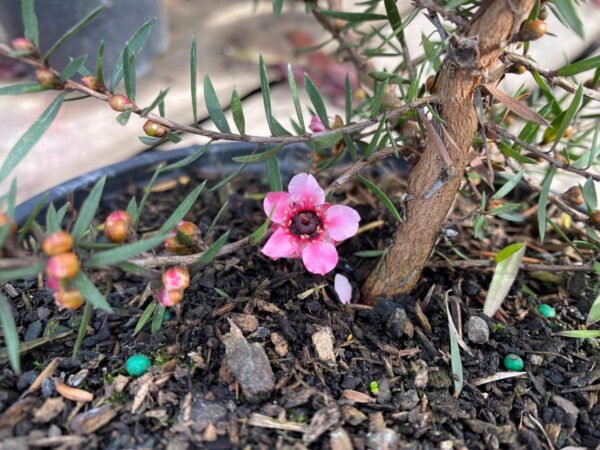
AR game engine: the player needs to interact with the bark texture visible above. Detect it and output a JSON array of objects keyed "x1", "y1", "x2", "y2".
[{"x1": 362, "y1": 0, "x2": 536, "y2": 302}]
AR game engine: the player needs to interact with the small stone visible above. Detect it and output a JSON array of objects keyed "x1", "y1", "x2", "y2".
[
  {"x1": 341, "y1": 405, "x2": 367, "y2": 426},
  {"x1": 466, "y1": 316, "x2": 489, "y2": 344},
  {"x1": 67, "y1": 369, "x2": 89, "y2": 388},
  {"x1": 528, "y1": 354, "x2": 543, "y2": 366},
  {"x1": 125, "y1": 354, "x2": 152, "y2": 377},
  {"x1": 367, "y1": 428, "x2": 399, "y2": 450},
  {"x1": 375, "y1": 379, "x2": 391, "y2": 404},
  {"x1": 188, "y1": 399, "x2": 228, "y2": 429},
  {"x1": 386, "y1": 307, "x2": 409, "y2": 339},
  {"x1": 537, "y1": 303, "x2": 556, "y2": 319},
  {"x1": 70, "y1": 405, "x2": 116, "y2": 435},
  {"x1": 224, "y1": 336, "x2": 274, "y2": 403},
  {"x1": 16, "y1": 371, "x2": 38, "y2": 392},
  {"x1": 429, "y1": 369, "x2": 452, "y2": 389},
  {"x1": 270, "y1": 332, "x2": 288, "y2": 357},
  {"x1": 248, "y1": 326, "x2": 270, "y2": 340},
  {"x1": 41, "y1": 377, "x2": 56, "y2": 398},
  {"x1": 397, "y1": 390, "x2": 419, "y2": 411},
  {"x1": 24, "y1": 321, "x2": 43, "y2": 341},
  {"x1": 504, "y1": 354, "x2": 524, "y2": 371},
  {"x1": 231, "y1": 313, "x2": 258, "y2": 333}
]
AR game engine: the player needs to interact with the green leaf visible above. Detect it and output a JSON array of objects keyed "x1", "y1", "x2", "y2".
[
  {"x1": 371, "y1": 79, "x2": 388, "y2": 117},
  {"x1": 134, "y1": 301, "x2": 157, "y2": 336},
  {"x1": 44, "y1": 4, "x2": 106, "y2": 61},
  {"x1": 161, "y1": 142, "x2": 211, "y2": 173},
  {"x1": 304, "y1": 74, "x2": 329, "y2": 129},
  {"x1": 158, "y1": 182, "x2": 206, "y2": 234},
  {"x1": 21, "y1": 0, "x2": 39, "y2": 47},
  {"x1": 0, "y1": 263, "x2": 44, "y2": 282},
  {"x1": 551, "y1": 0, "x2": 584, "y2": 39},
  {"x1": 197, "y1": 230, "x2": 230, "y2": 265},
  {"x1": 45, "y1": 203, "x2": 59, "y2": 234},
  {"x1": 60, "y1": 55, "x2": 87, "y2": 83},
  {"x1": 354, "y1": 249, "x2": 385, "y2": 258},
  {"x1": 71, "y1": 176, "x2": 106, "y2": 243},
  {"x1": 555, "y1": 330, "x2": 600, "y2": 339},
  {"x1": 204, "y1": 75, "x2": 231, "y2": 133},
  {"x1": 383, "y1": 0, "x2": 405, "y2": 47},
  {"x1": 447, "y1": 301, "x2": 463, "y2": 397},
  {"x1": 345, "y1": 72, "x2": 352, "y2": 125},
  {"x1": 139, "y1": 136, "x2": 161, "y2": 146},
  {"x1": 206, "y1": 200, "x2": 230, "y2": 236},
  {"x1": 123, "y1": 46, "x2": 136, "y2": 102},
  {"x1": 96, "y1": 40, "x2": 104, "y2": 85},
  {"x1": 210, "y1": 163, "x2": 246, "y2": 192},
  {"x1": 17, "y1": 191, "x2": 48, "y2": 244},
  {"x1": 231, "y1": 88, "x2": 246, "y2": 135},
  {"x1": 497, "y1": 141, "x2": 536, "y2": 164},
  {"x1": 364, "y1": 116, "x2": 386, "y2": 158},
  {"x1": 0, "y1": 293, "x2": 20, "y2": 373},
  {"x1": 72, "y1": 302, "x2": 92, "y2": 359},
  {"x1": 572, "y1": 122, "x2": 599, "y2": 168},
  {"x1": 259, "y1": 55, "x2": 289, "y2": 136},
  {"x1": 191, "y1": 36, "x2": 198, "y2": 123},
  {"x1": 151, "y1": 305, "x2": 166, "y2": 333},
  {"x1": 110, "y1": 18, "x2": 156, "y2": 90},
  {"x1": 140, "y1": 88, "x2": 170, "y2": 117},
  {"x1": 537, "y1": 168, "x2": 555, "y2": 242},
  {"x1": 134, "y1": 165, "x2": 163, "y2": 226},
  {"x1": 359, "y1": 176, "x2": 402, "y2": 222},
  {"x1": 589, "y1": 293, "x2": 600, "y2": 325},
  {"x1": 166, "y1": 132, "x2": 181, "y2": 143},
  {"x1": 551, "y1": 84, "x2": 583, "y2": 151},
  {"x1": 266, "y1": 157, "x2": 283, "y2": 191},
  {"x1": 126, "y1": 196, "x2": 138, "y2": 219},
  {"x1": 87, "y1": 234, "x2": 165, "y2": 268},
  {"x1": 557, "y1": 55, "x2": 600, "y2": 77},
  {"x1": 0, "y1": 92, "x2": 66, "y2": 184},
  {"x1": 319, "y1": 10, "x2": 387, "y2": 21},
  {"x1": 0, "y1": 180, "x2": 17, "y2": 247},
  {"x1": 492, "y1": 171, "x2": 524, "y2": 199},
  {"x1": 232, "y1": 143, "x2": 284, "y2": 163},
  {"x1": 116, "y1": 111, "x2": 131, "y2": 125},
  {"x1": 288, "y1": 64, "x2": 305, "y2": 133},
  {"x1": 0, "y1": 83, "x2": 41, "y2": 96},
  {"x1": 73, "y1": 272, "x2": 113, "y2": 312},
  {"x1": 273, "y1": 0, "x2": 283, "y2": 16},
  {"x1": 483, "y1": 243, "x2": 525, "y2": 317},
  {"x1": 582, "y1": 177, "x2": 597, "y2": 212}
]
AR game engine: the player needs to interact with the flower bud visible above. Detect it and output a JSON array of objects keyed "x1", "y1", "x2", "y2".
[
  {"x1": 46, "y1": 276, "x2": 63, "y2": 292},
  {"x1": 108, "y1": 94, "x2": 133, "y2": 112},
  {"x1": 104, "y1": 210, "x2": 132, "y2": 243},
  {"x1": 518, "y1": 19, "x2": 547, "y2": 41},
  {"x1": 42, "y1": 230, "x2": 73, "y2": 256},
  {"x1": 162, "y1": 266, "x2": 190, "y2": 292},
  {"x1": 591, "y1": 210, "x2": 600, "y2": 228},
  {"x1": 54, "y1": 288, "x2": 85, "y2": 310},
  {"x1": 36, "y1": 68, "x2": 60, "y2": 89},
  {"x1": 156, "y1": 287, "x2": 184, "y2": 307},
  {"x1": 309, "y1": 116, "x2": 326, "y2": 133},
  {"x1": 562, "y1": 186, "x2": 584, "y2": 206},
  {"x1": 46, "y1": 252, "x2": 79, "y2": 280},
  {"x1": 11, "y1": 37, "x2": 36, "y2": 54},
  {"x1": 0, "y1": 214, "x2": 17, "y2": 237},
  {"x1": 509, "y1": 64, "x2": 527, "y2": 74},
  {"x1": 143, "y1": 120, "x2": 168, "y2": 138},
  {"x1": 80, "y1": 76, "x2": 99, "y2": 91},
  {"x1": 164, "y1": 221, "x2": 199, "y2": 254}
]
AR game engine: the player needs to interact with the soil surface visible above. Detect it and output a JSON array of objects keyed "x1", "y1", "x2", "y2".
[{"x1": 1, "y1": 167, "x2": 599, "y2": 450}]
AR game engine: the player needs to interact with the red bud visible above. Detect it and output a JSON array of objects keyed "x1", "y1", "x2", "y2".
[
  {"x1": 42, "y1": 231, "x2": 74, "y2": 256},
  {"x1": 162, "y1": 266, "x2": 190, "y2": 292},
  {"x1": 104, "y1": 210, "x2": 132, "y2": 243},
  {"x1": 46, "y1": 252, "x2": 79, "y2": 280},
  {"x1": 108, "y1": 94, "x2": 133, "y2": 112}
]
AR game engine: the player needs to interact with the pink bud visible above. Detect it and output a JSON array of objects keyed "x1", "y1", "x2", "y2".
[
  {"x1": 108, "y1": 94, "x2": 133, "y2": 112},
  {"x1": 11, "y1": 37, "x2": 36, "y2": 54},
  {"x1": 162, "y1": 266, "x2": 190, "y2": 291},
  {"x1": 104, "y1": 210, "x2": 132, "y2": 243},
  {"x1": 309, "y1": 115, "x2": 326, "y2": 133},
  {"x1": 35, "y1": 68, "x2": 60, "y2": 89},
  {"x1": 46, "y1": 252, "x2": 79, "y2": 280},
  {"x1": 157, "y1": 287, "x2": 184, "y2": 307},
  {"x1": 46, "y1": 276, "x2": 63, "y2": 292},
  {"x1": 42, "y1": 231, "x2": 73, "y2": 256}
]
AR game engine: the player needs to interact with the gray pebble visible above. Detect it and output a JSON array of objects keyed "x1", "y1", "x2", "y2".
[{"x1": 466, "y1": 316, "x2": 489, "y2": 344}]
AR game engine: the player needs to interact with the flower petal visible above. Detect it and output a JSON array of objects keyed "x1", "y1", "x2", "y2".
[
  {"x1": 334, "y1": 274, "x2": 352, "y2": 304},
  {"x1": 325, "y1": 205, "x2": 360, "y2": 241},
  {"x1": 301, "y1": 240, "x2": 338, "y2": 275},
  {"x1": 309, "y1": 115, "x2": 326, "y2": 133},
  {"x1": 288, "y1": 173, "x2": 325, "y2": 206},
  {"x1": 261, "y1": 227, "x2": 298, "y2": 260},
  {"x1": 263, "y1": 192, "x2": 291, "y2": 224}
]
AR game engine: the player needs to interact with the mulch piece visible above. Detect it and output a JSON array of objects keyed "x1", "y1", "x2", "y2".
[{"x1": 1, "y1": 169, "x2": 599, "y2": 449}]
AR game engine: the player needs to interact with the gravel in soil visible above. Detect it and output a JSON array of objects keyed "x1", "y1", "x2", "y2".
[{"x1": 1, "y1": 169, "x2": 599, "y2": 449}]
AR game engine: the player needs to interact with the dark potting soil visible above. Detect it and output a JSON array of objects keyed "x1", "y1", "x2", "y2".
[{"x1": 1, "y1": 167, "x2": 599, "y2": 449}]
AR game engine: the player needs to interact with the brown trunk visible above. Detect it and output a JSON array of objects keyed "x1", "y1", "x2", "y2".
[{"x1": 361, "y1": 0, "x2": 536, "y2": 303}]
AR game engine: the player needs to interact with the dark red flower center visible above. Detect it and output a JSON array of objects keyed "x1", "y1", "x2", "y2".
[{"x1": 290, "y1": 210, "x2": 321, "y2": 238}]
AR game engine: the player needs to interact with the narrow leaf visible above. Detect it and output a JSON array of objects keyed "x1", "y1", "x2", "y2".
[
  {"x1": 44, "y1": 5, "x2": 106, "y2": 61},
  {"x1": 555, "y1": 330, "x2": 600, "y2": 339},
  {"x1": 551, "y1": 84, "x2": 583, "y2": 151},
  {"x1": 273, "y1": 0, "x2": 283, "y2": 16},
  {"x1": 123, "y1": 46, "x2": 136, "y2": 102},
  {"x1": 304, "y1": 74, "x2": 329, "y2": 129},
  {"x1": 231, "y1": 88, "x2": 246, "y2": 135},
  {"x1": 0, "y1": 293, "x2": 20, "y2": 373},
  {"x1": 110, "y1": 18, "x2": 156, "y2": 90},
  {"x1": 161, "y1": 142, "x2": 211, "y2": 173},
  {"x1": 232, "y1": 143, "x2": 284, "y2": 163},
  {"x1": 17, "y1": 191, "x2": 49, "y2": 244},
  {"x1": 204, "y1": 75, "x2": 231, "y2": 133},
  {"x1": 345, "y1": 72, "x2": 352, "y2": 125},
  {"x1": 259, "y1": 55, "x2": 289, "y2": 136},
  {"x1": 446, "y1": 299, "x2": 463, "y2": 397},
  {"x1": 87, "y1": 234, "x2": 165, "y2": 267},
  {"x1": 537, "y1": 168, "x2": 555, "y2": 242},
  {"x1": 359, "y1": 176, "x2": 402, "y2": 222},
  {"x1": 558, "y1": 55, "x2": 600, "y2": 77},
  {"x1": 151, "y1": 305, "x2": 166, "y2": 333},
  {"x1": 587, "y1": 292, "x2": 600, "y2": 325},
  {"x1": 0, "y1": 264, "x2": 44, "y2": 282},
  {"x1": 582, "y1": 177, "x2": 597, "y2": 212},
  {"x1": 134, "y1": 301, "x2": 157, "y2": 336},
  {"x1": 551, "y1": 0, "x2": 584, "y2": 39},
  {"x1": 492, "y1": 171, "x2": 524, "y2": 199},
  {"x1": 484, "y1": 83, "x2": 548, "y2": 126},
  {"x1": 71, "y1": 176, "x2": 106, "y2": 243},
  {"x1": 288, "y1": 64, "x2": 305, "y2": 133},
  {"x1": 0, "y1": 92, "x2": 66, "y2": 184},
  {"x1": 483, "y1": 243, "x2": 525, "y2": 317},
  {"x1": 206, "y1": 200, "x2": 230, "y2": 236},
  {"x1": 190, "y1": 36, "x2": 198, "y2": 123},
  {"x1": 319, "y1": 10, "x2": 387, "y2": 21},
  {"x1": 21, "y1": 0, "x2": 39, "y2": 47},
  {"x1": 140, "y1": 88, "x2": 170, "y2": 117},
  {"x1": 60, "y1": 55, "x2": 87, "y2": 83},
  {"x1": 197, "y1": 231, "x2": 230, "y2": 265},
  {"x1": 73, "y1": 272, "x2": 113, "y2": 312},
  {"x1": 96, "y1": 40, "x2": 104, "y2": 84},
  {"x1": 0, "y1": 83, "x2": 41, "y2": 96},
  {"x1": 266, "y1": 157, "x2": 283, "y2": 191}
]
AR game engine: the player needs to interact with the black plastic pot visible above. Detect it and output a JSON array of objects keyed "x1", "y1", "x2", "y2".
[{"x1": 14, "y1": 143, "x2": 315, "y2": 225}]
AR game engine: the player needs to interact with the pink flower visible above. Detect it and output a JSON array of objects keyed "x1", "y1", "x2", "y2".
[
  {"x1": 309, "y1": 115, "x2": 326, "y2": 133},
  {"x1": 261, "y1": 173, "x2": 360, "y2": 275},
  {"x1": 334, "y1": 274, "x2": 352, "y2": 304}
]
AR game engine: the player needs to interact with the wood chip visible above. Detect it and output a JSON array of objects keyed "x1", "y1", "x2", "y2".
[
  {"x1": 54, "y1": 378, "x2": 93, "y2": 403},
  {"x1": 33, "y1": 397, "x2": 65, "y2": 424},
  {"x1": 69, "y1": 405, "x2": 117, "y2": 435},
  {"x1": 304, "y1": 405, "x2": 341, "y2": 445},
  {"x1": 271, "y1": 332, "x2": 289, "y2": 357},
  {"x1": 312, "y1": 327, "x2": 336, "y2": 363},
  {"x1": 330, "y1": 427, "x2": 354, "y2": 450},
  {"x1": 342, "y1": 389, "x2": 376, "y2": 404},
  {"x1": 248, "y1": 413, "x2": 307, "y2": 433},
  {"x1": 0, "y1": 397, "x2": 37, "y2": 428},
  {"x1": 231, "y1": 313, "x2": 258, "y2": 333},
  {"x1": 22, "y1": 357, "x2": 61, "y2": 397}
]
